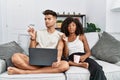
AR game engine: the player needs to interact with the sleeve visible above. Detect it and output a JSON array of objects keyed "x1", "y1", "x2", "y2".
[{"x1": 36, "y1": 31, "x2": 39, "y2": 43}]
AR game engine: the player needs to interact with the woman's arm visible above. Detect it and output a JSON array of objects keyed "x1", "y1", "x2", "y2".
[
  {"x1": 79, "y1": 34, "x2": 91, "y2": 62},
  {"x1": 61, "y1": 34, "x2": 69, "y2": 57}
]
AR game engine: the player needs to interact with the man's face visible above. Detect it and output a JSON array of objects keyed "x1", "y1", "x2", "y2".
[{"x1": 44, "y1": 15, "x2": 56, "y2": 28}]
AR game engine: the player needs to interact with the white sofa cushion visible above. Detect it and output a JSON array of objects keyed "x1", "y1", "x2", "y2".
[
  {"x1": 65, "y1": 60, "x2": 120, "y2": 80},
  {"x1": 0, "y1": 59, "x2": 6, "y2": 73},
  {"x1": 17, "y1": 34, "x2": 30, "y2": 55},
  {"x1": 97, "y1": 60, "x2": 120, "y2": 80},
  {"x1": 0, "y1": 72, "x2": 65, "y2": 80},
  {"x1": 65, "y1": 66, "x2": 90, "y2": 80}
]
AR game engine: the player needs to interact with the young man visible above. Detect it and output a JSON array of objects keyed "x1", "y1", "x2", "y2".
[{"x1": 7, "y1": 10, "x2": 69, "y2": 74}]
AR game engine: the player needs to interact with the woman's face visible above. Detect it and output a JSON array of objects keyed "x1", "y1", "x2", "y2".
[{"x1": 68, "y1": 22, "x2": 76, "y2": 34}]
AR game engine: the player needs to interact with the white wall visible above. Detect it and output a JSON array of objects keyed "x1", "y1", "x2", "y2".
[
  {"x1": 1, "y1": 0, "x2": 120, "y2": 43},
  {"x1": 86, "y1": 0, "x2": 120, "y2": 32},
  {"x1": 106, "y1": 0, "x2": 120, "y2": 32},
  {"x1": 0, "y1": 0, "x2": 7, "y2": 44},
  {"x1": 0, "y1": 0, "x2": 2, "y2": 43},
  {"x1": 2, "y1": 0, "x2": 87, "y2": 43},
  {"x1": 86, "y1": 0, "x2": 106, "y2": 31},
  {"x1": 6, "y1": 0, "x2": 87, "y2": 29}
]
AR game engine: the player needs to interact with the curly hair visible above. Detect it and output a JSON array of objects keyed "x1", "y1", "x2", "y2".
[{"x1": 61, "y1": 17, "x2": 84, "y2": 36}]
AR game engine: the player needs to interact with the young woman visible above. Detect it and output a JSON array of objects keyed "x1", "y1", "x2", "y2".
[{"x1": 61, "y1": 17, "x2": 106, "y2": 80}]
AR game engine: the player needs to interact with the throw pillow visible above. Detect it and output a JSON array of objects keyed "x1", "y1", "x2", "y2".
[
  {"x1": 0, "y1": 41, "x2": 24, "y2": 67},
  {"x1": 91, "y1": 31, "x2": 120, "y2": 63}
]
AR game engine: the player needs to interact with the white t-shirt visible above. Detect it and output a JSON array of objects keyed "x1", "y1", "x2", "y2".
[{"x1": 36, "y1": 29, "x2": 63, "y2": 48}]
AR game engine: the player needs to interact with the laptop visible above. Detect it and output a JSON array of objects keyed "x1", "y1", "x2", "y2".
[{"x1": 29, "y1": 48, "x2": 57, "y2": 66}]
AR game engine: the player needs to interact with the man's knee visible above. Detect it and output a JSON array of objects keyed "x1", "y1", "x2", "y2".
[{"x1": 11, "y1": 53, "x2": 24, "y2": 63}]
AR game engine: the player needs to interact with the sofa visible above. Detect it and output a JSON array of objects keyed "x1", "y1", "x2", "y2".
[{"x1": 0, "y1": 32, "x2": 120, "y2": 80}]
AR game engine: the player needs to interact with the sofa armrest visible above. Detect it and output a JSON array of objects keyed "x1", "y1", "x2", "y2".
[
  {"x1": 0, "y1": 59, "x2": 6, "y2": 73},
  {"x1": 108, "y1": 32, "x2": 120, "y2": 41}
]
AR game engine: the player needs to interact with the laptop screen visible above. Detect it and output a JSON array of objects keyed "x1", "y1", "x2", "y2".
[{"x1": 29, "y1": 48, "x2": 57, "y2": 66}]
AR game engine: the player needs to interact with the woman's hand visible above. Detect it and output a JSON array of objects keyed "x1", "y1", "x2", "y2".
[
  {"x1": 28, "y1": 27, "x2": 36, "y2": 39},
  {"x1": 61, "y1": 33, "x2": 68, "y2": 42},
  {"x1": 80, "y1": 55, "x2": 88, "y2": 62}
]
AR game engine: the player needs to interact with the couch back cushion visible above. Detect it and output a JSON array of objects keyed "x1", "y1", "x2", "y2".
[
  {"x1": 17, "y1": 32, "x2": 99, "y2": 55},
  {"x1": 85, "y1": 32, "x2": 99, "y2": 49},
  {"x1": 17, "y1": 34, "x2": 30, "y2": 55}
]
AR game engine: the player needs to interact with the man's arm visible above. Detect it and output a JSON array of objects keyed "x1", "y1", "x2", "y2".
[
  {"x1": 29, "y1": 32, "x2": 38, "y2": 48},
  {"x1": 28, "y1": 27, "x2": 38, "y2": 48},
  {"x1": 29, "y1": 38, "x2": 37, "y2": 48},
  {"x1": 57, "y1": 39, "x2": 64, "y2": 62},
  {"x1": 63, "y1": 40, "x2": 69, "y2": 58}
]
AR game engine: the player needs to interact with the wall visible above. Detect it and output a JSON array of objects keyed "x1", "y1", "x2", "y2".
[
  {"x1": 0, "y1": 0, "x2": 7, "y2": 44},
  {"x1": 1, "y1": 0, "x2": 87, "y2": 43},
  {"x1": 106, "y1": 0, "x2": 120, "y2": 32},
  {"x1": 1, "y1": 0, "x2": 120, "y2": 43},
  {"x1": 86, "y1": 0, "x2": 106, "y2": 31},
  {"x1": 86, "y1": 0, "x2": 120, "y2": 32},
  {"x1": 6, "y1": 0, "x2": 87, "y2": 29},
  {"x1": 0, "y1": 0, "x2": 2, "y2": 43}
]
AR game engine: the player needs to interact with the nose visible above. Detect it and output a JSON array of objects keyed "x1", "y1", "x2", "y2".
[
  {"x1": 45, "y1": 19, "x2": 49, "y2": 24},
  {"x1": 69, "y1": 26, "x2": 73, "y2": 29}
]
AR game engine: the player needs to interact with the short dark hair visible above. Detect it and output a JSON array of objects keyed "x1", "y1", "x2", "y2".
[
  {"x1": 43, "y1": 9, "x2": 57, "y2": 18},
  {"x1": 61, "y1": 17, "x2": 84, "y2": 36}
]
